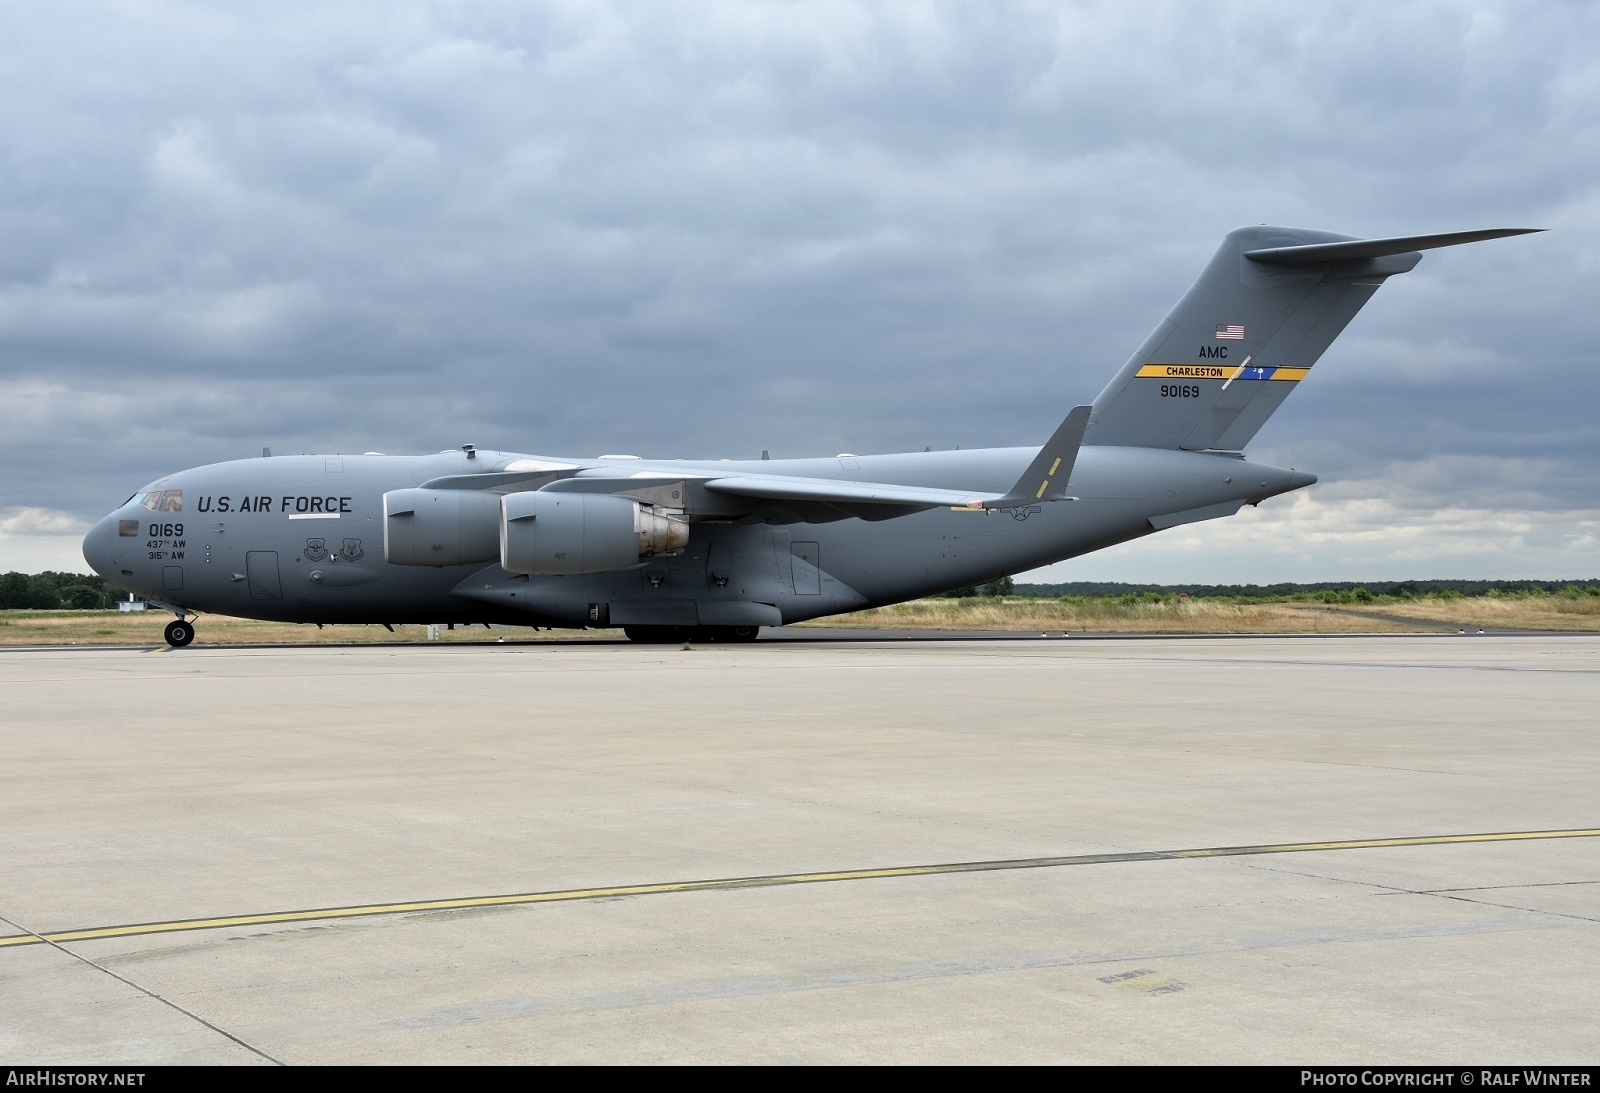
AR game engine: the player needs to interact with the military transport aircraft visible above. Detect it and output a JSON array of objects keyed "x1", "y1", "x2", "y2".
[{"x1": 83, "y1": 224, "x2": 1539, "y2": 646}]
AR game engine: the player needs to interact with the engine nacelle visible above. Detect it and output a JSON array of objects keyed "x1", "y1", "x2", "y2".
[
  {"x1": 383, "y1": 488, "x2": 502, "y2": 567},
  {"x1": 500, "y1": 492, "x2": 688, "y2": 575}
]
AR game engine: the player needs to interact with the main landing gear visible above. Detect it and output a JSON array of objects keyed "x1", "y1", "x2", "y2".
[
  {"x1": 164, "y1": 618, "x2": 195, "y2": 648},
  {"x1": 623, "y1": 625, "x2": 760, "y2": 644}
]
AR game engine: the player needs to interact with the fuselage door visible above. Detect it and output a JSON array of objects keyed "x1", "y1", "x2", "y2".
[
  {"x1": 791, "y1": 542, "x2": 821, "y2": 595},
  {"x1": 706, "y1": 542, "x2": 732, "y2": 589},
  {"x1": 246, "y1": 551, "x2": 282, "y2": 600}
]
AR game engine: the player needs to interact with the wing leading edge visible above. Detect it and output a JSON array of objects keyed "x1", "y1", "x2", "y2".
[{"x1": 414, "y1": 405, "x2": 1096, "y2": 520}]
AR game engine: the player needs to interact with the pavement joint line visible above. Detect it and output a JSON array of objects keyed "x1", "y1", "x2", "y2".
[
  {"x1": 2, "y1": 828, "x2": 1596, "y2": 952},
  {"x1": 1422, "y1": 892, "x2": 1600, "y2": 926},
  {"x1": 0, "y1": 911, "x2": 284, "y2": 1065}
]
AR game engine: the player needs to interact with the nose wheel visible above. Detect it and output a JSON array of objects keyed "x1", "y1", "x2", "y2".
[{"x1": 164, "y1": 619, "x2": 196, "y2": 648}]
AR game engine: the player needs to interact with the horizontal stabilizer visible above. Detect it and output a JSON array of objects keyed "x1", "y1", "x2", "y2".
[{"x1": 1245, "y1": 228, "x2": 1543, "y2": 267}]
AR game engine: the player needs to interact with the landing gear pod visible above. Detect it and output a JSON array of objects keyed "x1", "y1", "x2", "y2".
[
  {"x1": 500, "y1": 492, "x2": 688, "y2": 575},
  {"x1": 384, "y1": 489, "x2": 502, "y2": 566}
]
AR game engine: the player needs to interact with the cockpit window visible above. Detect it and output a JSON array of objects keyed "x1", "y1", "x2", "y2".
[{"x1": 139, "y1": 490, "x2": 183, "y2": 512}]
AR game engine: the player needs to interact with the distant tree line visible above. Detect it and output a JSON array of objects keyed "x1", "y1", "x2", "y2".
[
  {"x1": 1014, "y1": 579, "x2": 1600, "y2": 601},
  {"x1": 0, "y1": 572, "x2": 123, "y2": 610}
]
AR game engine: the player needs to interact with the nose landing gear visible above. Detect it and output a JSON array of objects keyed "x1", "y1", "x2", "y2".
[{"x1": 164, "y1": 618, "x2": 195, "y2": 648}]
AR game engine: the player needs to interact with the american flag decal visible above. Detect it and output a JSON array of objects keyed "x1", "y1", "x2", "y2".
[{"x1": 1215, "y1": 323, "x2": 1245, "y2": 341}]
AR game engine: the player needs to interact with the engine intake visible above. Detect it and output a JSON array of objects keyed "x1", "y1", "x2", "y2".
[
  {"x1": 384, "y1": 488, "x2": 502, "y2": 566},
  {"x1": 500, "y1": 492, "x2": 688, "y2": 575}
]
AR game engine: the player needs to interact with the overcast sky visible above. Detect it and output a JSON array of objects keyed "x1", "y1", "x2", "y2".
[{"x1": 2, "y1": 1, "x2": 1595, "y2": 583}]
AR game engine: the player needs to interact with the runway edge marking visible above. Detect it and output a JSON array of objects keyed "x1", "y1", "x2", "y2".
[{"x1": 4, "y1": 827, "x2": 1597, "y2": 950}]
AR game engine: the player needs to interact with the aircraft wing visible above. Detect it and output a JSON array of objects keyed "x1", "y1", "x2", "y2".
[
  {"x1": 701, "y1": 475, "x2": 998, "y2": 509},
  {"x1": 425, "y1": 469, "x2": 1053, "y2": 516},
  {"x1": 703, "y1": 404, "x2": 1093, "y2": 513},
  {"x1": 421, "y1": 466, "x2": 990, "y2": 507},
  {"x1": 414, "y1": 403, "x2": 1093, "y2": 521}
]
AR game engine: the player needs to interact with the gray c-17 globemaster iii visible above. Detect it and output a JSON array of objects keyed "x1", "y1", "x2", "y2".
[{"x1": 82, "y1": 225, "x2": 1541, "y2": 646}]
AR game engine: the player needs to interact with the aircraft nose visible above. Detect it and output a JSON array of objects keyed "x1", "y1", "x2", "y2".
[{"x1": 82, "y1": 514, "x2": 118, "y2": 578}]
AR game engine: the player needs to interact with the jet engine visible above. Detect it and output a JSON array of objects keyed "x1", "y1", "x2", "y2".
[
  {"x1": 383, "y1": 488, "x2": 502, "y2": 566},
  {"x1": 500, "y1": 492, "x2": 689, "y2": 575}
]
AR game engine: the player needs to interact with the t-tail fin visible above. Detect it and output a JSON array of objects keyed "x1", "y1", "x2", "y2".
[{"x1": 1085, "y1": 226, "x2": 1541, "y2": 451}]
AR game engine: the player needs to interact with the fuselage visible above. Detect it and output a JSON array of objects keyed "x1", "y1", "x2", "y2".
[{"x1": 81, "y1": 445, "x2": 1314, "y2": 631}]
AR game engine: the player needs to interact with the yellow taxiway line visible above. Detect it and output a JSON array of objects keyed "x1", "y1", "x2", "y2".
[{"x1": 4, "y1": 827, "x2": 1596, "y2": 951}]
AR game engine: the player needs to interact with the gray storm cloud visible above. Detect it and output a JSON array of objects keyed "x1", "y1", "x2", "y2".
[{"x1": 1, "y1": 0, "x2": 1595, "y2": 579}]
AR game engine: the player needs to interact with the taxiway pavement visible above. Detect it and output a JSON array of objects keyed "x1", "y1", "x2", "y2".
[{"x1": 2, "y1": 635, "x2": 1596, "y2": 1064}]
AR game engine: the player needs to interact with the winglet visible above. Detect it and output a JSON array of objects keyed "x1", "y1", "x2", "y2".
[{"x1": 978, "y1": 405, "x2": 1092, "y2": 509}]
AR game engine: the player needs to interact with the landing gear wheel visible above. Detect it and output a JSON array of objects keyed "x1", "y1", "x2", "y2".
[
  {"x1": 624, "y1": 626, "x2": 679, "y2": 644},
  {"x1": 164, "y1": 619, "x2": 195, "y2": 648},
  {"x1": 624, "y1": 625, "x2": 760, "y2": 644}
]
